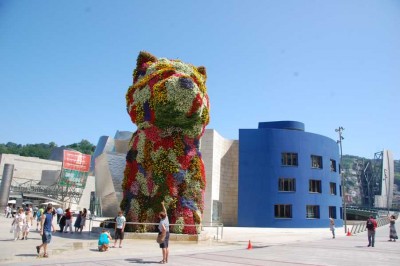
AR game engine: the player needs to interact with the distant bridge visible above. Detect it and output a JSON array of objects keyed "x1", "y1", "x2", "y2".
[{"x1": 10, "y1": 177, "x2": 84, "y2": 206}]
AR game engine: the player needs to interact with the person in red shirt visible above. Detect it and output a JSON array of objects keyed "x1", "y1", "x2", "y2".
[
  {"x1": 64, "y1": 208, "x2": 73, "y2": 233},
  {"x1": 366, "y1": 215, "x2": 378, "y2": 247}
]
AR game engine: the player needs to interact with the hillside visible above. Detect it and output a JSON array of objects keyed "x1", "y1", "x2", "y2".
[
  {"x1": 342, "y1": 155, "x2": 400, "y2": 206},
  {"x1": 0, "y1": 140, "x2": 95, "y2": 159}
]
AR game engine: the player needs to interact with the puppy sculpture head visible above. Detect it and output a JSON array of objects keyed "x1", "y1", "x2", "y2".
[{"x1": 126, "y1": 51, "x2": 210, "y2": 137}]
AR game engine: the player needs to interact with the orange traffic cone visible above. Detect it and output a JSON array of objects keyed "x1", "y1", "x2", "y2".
[
  {"x1": 247, "y1": 240, "x2": 253, "y2": 250},
  {"x1": 346, "y1": 229, "x2": 352, "y2": 236}
]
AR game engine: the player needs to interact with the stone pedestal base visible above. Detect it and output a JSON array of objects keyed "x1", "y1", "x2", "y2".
[{"x1": 91, "y1": 227, "x2": 209, "y2": 242}]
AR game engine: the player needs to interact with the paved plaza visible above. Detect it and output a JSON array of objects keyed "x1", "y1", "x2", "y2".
[{"x1": 0, "y1": 215, "x2": 399, "y2": 265}]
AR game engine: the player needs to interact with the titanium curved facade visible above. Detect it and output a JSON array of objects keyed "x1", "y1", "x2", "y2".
[
  {"x1": 238, "y1": 121, "x2": 343, "y2": 228},
  {"x1": 94, "y1": 131, "x2": 132, "y2": 217}
]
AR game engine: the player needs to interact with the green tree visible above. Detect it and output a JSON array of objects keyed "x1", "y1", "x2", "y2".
[{"x1": 66, "y1": 139, "x2": 95, "y2": 155}]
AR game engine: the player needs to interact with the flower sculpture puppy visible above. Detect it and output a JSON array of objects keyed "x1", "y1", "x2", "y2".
[{"x1": 121, "y1": 51, "x2": 210, "y2": 234}]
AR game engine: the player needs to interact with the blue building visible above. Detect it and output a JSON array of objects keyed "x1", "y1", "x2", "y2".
[{"x1": 238, "y1": 121, "x2": 343, "y2": 228}]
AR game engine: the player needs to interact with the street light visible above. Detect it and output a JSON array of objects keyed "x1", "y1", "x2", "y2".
[{"x1": 335, "y1": 126, "x2": 346, "y2": 233}]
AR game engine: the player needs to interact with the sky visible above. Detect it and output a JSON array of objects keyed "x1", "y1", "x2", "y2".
[{"x1": 0, "y1": 0, "x2": 399, "y2": 159}]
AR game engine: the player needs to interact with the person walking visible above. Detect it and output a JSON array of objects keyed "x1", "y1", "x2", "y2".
[
  {"x1": 329, "y1": 218, "x2": 335, "y2": 239},
  {"x1": 113, "y1": 211, "x2": 126, "y2": 248},
  {"x1": 64, "y1": 208, "x2": 73, "y2": 233},
  {"x1": 36, "y1": 205, "x2": 55, "y2": 258},
  {"x1": 79, "y1": 208, "x2": 88, "y2": 233},
  {"x1": 388, "y1": 215, "x2": 398, "y2": 242},
  {"x1": 6, "y1": 205, "x2": 12, "y2": 218},
  {"x1": 158, "y1": 201, "x2": 170, "y2": 264},
  {"x1": 366, "y1": 215, "x2": 377, "y2": 247},
  {"x1": 12, "y1": 208, "x2": 26, "y2": 241},
  {"x1": 36, "y1": 207, "x2": 43, "y2": 231},
  {"x1": 22, "y1": 209, "x2": 34, "y2": 240}
]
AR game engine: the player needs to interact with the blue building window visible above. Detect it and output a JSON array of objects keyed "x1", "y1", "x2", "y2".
[
  {"x1": 274, "y1": 204, "x2": 292, "y2": 218},
  {"x1": 309, "y1": 179, "x2": 322, "y2": 193},
  {"x1": 330, "y1": 182, "x2": 337, "y2": 195},
  {"x1": 281, "y1": 153, "x2": 298, "y2": 166},
  {"x1": 278, "y1": 178, "x2": 296, "y2": 192},
  {"x1": 306, "y1": 205, "x2": 320, "y2": 219},
  {"x1": 329, "y1": 206, "x2": 337, "y2": 219},
  {"x1": 311, "y1": 155, "x2": 323, "y2": 169},
  {"x1": 330, "y1": 159, "x2": 337, "y2": 172}
]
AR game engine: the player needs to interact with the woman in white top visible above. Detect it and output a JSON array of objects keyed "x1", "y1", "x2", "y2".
[
  {"x1": 158, "y1": 201, "x2": 170, "y2": 264},
  {"x1": 12, "y1": 208, "x2": 26, "y2": 240}
]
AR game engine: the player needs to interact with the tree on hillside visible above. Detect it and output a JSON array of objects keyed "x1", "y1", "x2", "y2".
[
  {"x1": 0, "y1": 140, "x2": 95, "y2": 159},
  {"x1": 66, "y1": 139, "x2": 95, "y2": 155}
]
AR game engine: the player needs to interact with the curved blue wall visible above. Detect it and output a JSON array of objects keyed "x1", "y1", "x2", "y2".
[{"x1": 238, "y1": 121, "x2": 343, "y2": 228}]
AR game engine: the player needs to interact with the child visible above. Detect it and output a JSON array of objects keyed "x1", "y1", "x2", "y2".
[
  {"x1": 98, "y1": 229, "x2": 112, "y2": 252},
  {"x1": 22, "y1": 210, "x2": 34, "y2": 240}
]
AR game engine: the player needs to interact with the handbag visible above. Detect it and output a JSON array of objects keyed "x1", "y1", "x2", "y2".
[
  {"x1": 156, "y1": 231, "x2": 166, "y2": 244},
  {"x1": 9, "y1": 226, "x2": 14, "y2": 233}
]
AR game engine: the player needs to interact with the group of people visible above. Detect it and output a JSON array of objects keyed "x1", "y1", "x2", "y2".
[
  {"x1": 97, "y1": 210, "x2": 126, "y2": 251},
  {"x1": 10, "y1": 207, "x2": 34, "y2": 241},
  {"x1": 329, "y1": 215, "x2": 398, "y2": 247},
  {"x1": 364, "y1": 215, "x2": 398, "y2": 247},
  {"x1": 97, "y1": 201, "x2": 170, "y2": 264},
  {"x1": 57, "y1": 207, "x2": 88, "y2": 233},
  {"x1": 8, "y1": 203, "x2": 89, "y2": 258}
]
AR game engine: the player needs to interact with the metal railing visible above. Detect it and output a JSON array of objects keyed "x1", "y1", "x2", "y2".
[
  {"x1": 350, "y1": 213, "x2": 398, "y2": 235},
  {"x1": 88, "y1": 218, "x2": 224, "y2": 240}
]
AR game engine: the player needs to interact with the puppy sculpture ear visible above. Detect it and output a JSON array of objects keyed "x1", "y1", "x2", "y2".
[
  {"x1": 133, "y1": 51, "x2": 157, "y2": 82},
  {"x1": 136, "y1": 51, "x2": 157, "y2": 69},
  {"x1": 197, "y1": 66, "x2": 207, "y2": 81}
]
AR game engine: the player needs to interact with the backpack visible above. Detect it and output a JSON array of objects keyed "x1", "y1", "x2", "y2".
[{"x1": 366, "y1": 219, "x2": 374, "y2": 230}]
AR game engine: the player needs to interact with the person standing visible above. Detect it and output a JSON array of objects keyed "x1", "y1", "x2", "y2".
[
  {"x1": 79, "y1": 208, "x2": 88, "y2": 233},
  {"x1": 33, "y1": 206, "x2": 38, "y2": 218},
  {"x1": 64, "y1": 208, "x2": 73, "y2": 233},
  {"x1": 329, "y1": 218, "x2": 335, "y2": 239},
  {"x1": 158, "y1": 201, "x2": 170, "y2": 264},
  {"x1": 22, "y1": 209, "x2": 34, "y2": 240},
  {"x1": 56, "y1": 207, "x2": 64, "y2": 224},
  {"x1": 113, "y1": 211, "x2": 126, "y2": 248},
  {"x1": 12, "y1": 208, "x2": 26, "y2": 241},
  {"x1": 58, "y1": 213, "x2": 66, "y2": 232},
  {"x1": 36, "y1": 205, "x2": 55, "y2": 258},
  {"x1": 74, "y1": 211, "x2": 82, "y2": 232},
  {"x1": 388, "y1": 215, "x2": 398, "y2": 242},
  {"x1": 366, "y1": 215, "x2": 377, "y2": 247}
]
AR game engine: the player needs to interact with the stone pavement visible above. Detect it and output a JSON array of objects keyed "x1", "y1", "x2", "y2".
[{"x1": 0, "y1": 214, "x2": 399, "y2": 265}]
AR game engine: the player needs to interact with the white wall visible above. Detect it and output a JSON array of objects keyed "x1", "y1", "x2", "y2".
[{"x1": 200, "y1": 129, "x2": 239, "y2": 226}]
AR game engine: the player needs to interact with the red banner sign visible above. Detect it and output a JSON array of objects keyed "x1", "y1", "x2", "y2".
[{"x1": 63, "y1": 150, "x2": 91, "y2": 172}]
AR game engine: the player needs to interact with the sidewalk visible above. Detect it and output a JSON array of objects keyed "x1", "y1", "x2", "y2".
[{"x1": 0, "y1": 214, "x2": 399, "y2": 265}]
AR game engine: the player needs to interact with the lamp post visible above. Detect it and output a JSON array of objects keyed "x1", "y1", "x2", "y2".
[
  {"x1": 384, "y1": 169, "x2": 390, "y2": 215},
  {"x1": 335, "y1": 126, "x2": 346, "y2": 233}
]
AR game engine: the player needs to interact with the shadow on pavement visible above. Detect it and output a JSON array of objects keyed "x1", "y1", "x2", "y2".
[
  {"x1": 15, "y1": 254, "x2": 38, "y2": 257},
  {"x1": 126, "y1": 258, "x2": 161, "y2": 264}
]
